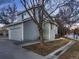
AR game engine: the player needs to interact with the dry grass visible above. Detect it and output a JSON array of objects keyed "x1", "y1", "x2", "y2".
[
  {"x1": 22, "y1": 39, "x2": 69, "y2": 56},
  {"x1": 59, "y1": 41, "x2": 79, "y2": 59}
]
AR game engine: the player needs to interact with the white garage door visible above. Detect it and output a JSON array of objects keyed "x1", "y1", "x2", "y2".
[{"x1": 10, "y1": 27, "x2": 22, "y2": 41}]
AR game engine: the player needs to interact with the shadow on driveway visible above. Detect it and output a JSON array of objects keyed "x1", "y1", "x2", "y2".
[{"x1": 0, "y1": 39, "x2": 45, "y2": 59}]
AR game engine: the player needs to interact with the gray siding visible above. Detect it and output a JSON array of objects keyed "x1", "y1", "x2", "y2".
[
  {"x1": 16, "y1": 15, "x2": 22, "y2": 22},
  {"x1": 8, "y1": 20, "x2": 58, "y2": 41},
  {"x1": 43, "y1": 23, "x2": 50, "y2": 40},
  {"x1": 43, "y1": 23, "x2": 58, "y2": 41},
  {"x1": 50, "y1": 25, "x2": 57, "y2": 40},
  {"x1": 23, "y1": 20, "x2": 39, "y2": 41}
]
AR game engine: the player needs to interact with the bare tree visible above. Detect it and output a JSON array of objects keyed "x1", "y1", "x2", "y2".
[
  {"x1": 59, "y1": 0, "x2": 79, "y2": 27},
  {"x1": 0, "y1": 3, "x2": 17, "y2": 24},
  {"x1": 56, "y1": 0, "x2": 79, "y2": 37},
  {"x1": 20, "y1": 0, "x2": 45, "y2": 45},
  {"x1": 20, "y1": 0, "x2": 70, "y2": 45}
]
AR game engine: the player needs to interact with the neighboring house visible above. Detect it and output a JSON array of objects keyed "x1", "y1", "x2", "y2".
[
  {"x1": 0, "y1": 27, "x2": 8, "y2": 39},
  {"x1": 6, "y1": 11, "x2": 58, "y2": 41}
]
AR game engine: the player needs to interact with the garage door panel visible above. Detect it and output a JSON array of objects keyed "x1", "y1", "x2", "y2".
[{"x1": 10, "y1": 27, "x2": 22, "y2": 41}]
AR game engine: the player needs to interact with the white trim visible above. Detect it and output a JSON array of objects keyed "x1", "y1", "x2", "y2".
[
  {"x1": 8, "y1": 28, "x2": 11, "y2": 40},
  {"x1": 22, "y1": 23, "x2": 24, "y2": 41},
  {"x1": 49, "y1": 23, "x2": 51, "y2": 40}
]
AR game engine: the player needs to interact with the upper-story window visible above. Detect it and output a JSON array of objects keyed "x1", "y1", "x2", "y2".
[
  {"x1": 16, "y1": 15, "x2": 22, "y2": 22},
  {"x1": 22, "y1": 12, "x2": 30, "y2": 20}
]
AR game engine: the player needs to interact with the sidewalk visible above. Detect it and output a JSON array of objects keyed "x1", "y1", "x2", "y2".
[
  {"x1": 0, "y1": 39, "x2": 45, "y2": 59},
  {"x1": 45, "y1": 41, "x2": 75, "y2": 59}
]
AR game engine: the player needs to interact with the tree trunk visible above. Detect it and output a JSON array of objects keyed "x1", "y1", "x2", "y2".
[{"x1": 38, "y1": 26, "x2": 45, "y2": 45}]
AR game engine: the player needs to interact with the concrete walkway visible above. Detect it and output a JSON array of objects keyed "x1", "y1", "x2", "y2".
[
  {"x1": 0, "y1": 39, "x2": 45, "y2": 59},
  {"x1": 45, "y1": 41, "x2": 75, "y2": 59}
]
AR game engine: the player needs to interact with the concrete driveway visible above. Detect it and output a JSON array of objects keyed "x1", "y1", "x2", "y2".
[{"x1": 0, "y1": 39, "x2": 45, "y2": 59}]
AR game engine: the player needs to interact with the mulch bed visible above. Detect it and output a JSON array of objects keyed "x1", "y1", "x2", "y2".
[
  {"x1": 22, "y1": 39, "x2": 69, "y2": 56},
  {"x1": 59, "y1": 41, "x2": 79, "y2": 59}
]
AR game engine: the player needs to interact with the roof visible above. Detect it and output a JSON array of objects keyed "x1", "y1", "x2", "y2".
[
  {"x1": 5, "y1": 19, "x2": 57, "y2": 28},
  {"x1": 5, "y1": 18, "x2": 58, "y2": 28},
  {"x1": 6, "y1": 7, "x2": 58, "y2": 27},
  {"x1": 5, "y1": 18, "x2": 31, "y2": 27}
]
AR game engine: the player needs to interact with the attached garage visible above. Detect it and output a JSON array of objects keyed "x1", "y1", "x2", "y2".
[
  {"x1": 6, "y1": 18, "x2": 58, "y2": 42},
  {"x1": 6, "y1": 9, "x2": 58, "y2": 42},
  {"x1": 7, "y1": 20, "x2": 39, "y2": 41},
  {"x1": 8, "y1": 23, "x2": 23, "y2": 41}
]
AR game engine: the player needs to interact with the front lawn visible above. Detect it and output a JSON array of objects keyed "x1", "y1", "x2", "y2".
[
  {"x1": 59, "y1": 41, "x2": 79, "y2": 59},
  {"x1": 22, "y1": 39, "x2": 69, "y2": 56}
]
